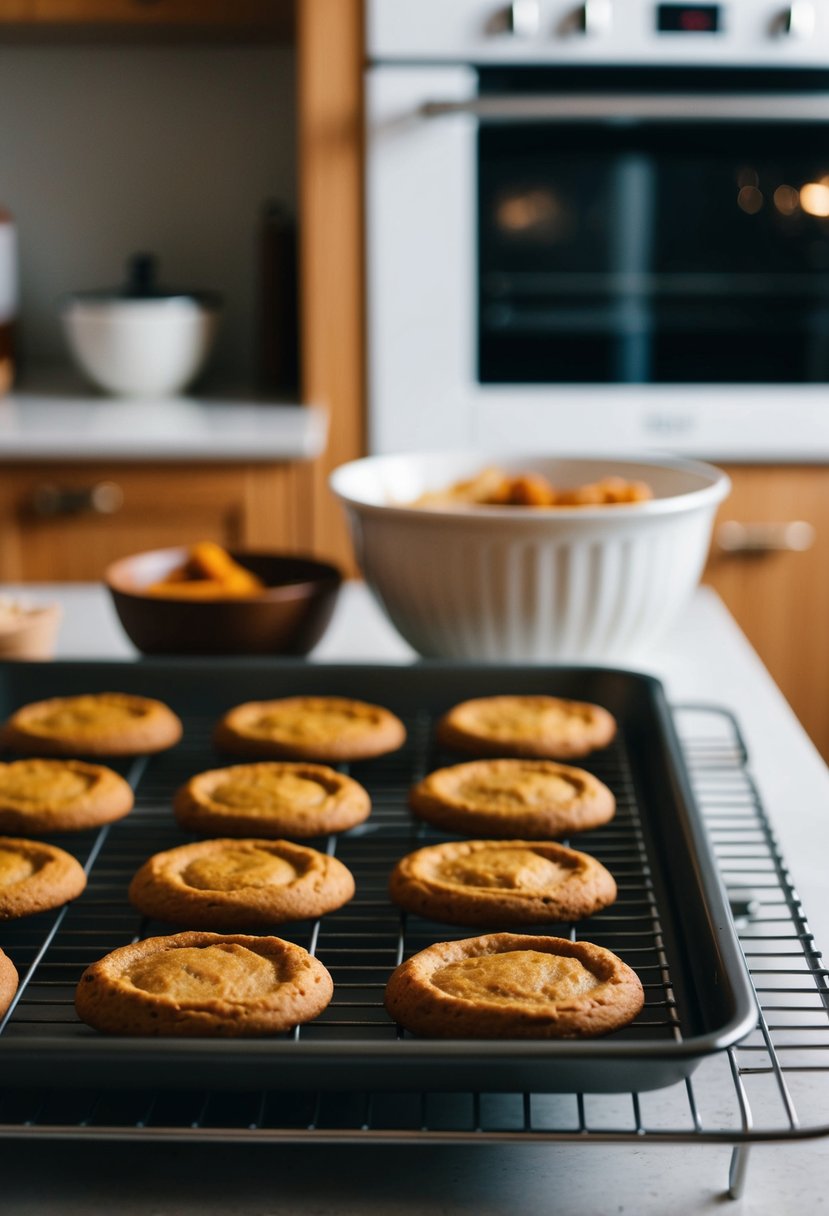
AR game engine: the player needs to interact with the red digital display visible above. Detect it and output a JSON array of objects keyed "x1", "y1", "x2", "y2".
[
  {"x1": 657, "y1": 4, "x2": 720, "y2": 33},
  {"x1": 681, "y1": 9, "x2": 714, "y2": 29}
]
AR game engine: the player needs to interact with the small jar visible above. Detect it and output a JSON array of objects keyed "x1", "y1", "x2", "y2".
[{"x1": 0, "y1": 208, "x2": 17, "y2": 395}]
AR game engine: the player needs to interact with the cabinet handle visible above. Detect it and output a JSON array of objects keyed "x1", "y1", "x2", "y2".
[
  {"x1": 716, "y1": 519, "x2": 815, "y2": 554},
  {"x1": 29, "y1": 482, "x2": 125, "y2": 519}
]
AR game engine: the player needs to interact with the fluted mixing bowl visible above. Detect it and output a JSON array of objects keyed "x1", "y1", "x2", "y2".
[{"x1": 330, "y1": 453, "x2": 730, "y2": 661}]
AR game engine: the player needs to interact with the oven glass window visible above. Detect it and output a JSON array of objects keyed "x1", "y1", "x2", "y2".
[{"x1": 479, "y1": 122, "x2": 829, "y2": 383}]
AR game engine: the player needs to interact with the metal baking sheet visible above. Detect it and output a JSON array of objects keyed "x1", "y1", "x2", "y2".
[{"x1": 0, "y1": 659, "x2": 757, "y2": 1094}]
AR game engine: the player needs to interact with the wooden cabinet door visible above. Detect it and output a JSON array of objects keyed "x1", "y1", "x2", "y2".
[
  {"x1": 0, "y1": 461, "x2": 312, "y2": 582},
  {"x1": 704, "y1": 464, "x2": 829, "y2": 759}
]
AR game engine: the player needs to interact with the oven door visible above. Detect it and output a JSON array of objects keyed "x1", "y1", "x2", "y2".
[{"x1": 366, "y1": 66, "x2": 829, "y2": 456}]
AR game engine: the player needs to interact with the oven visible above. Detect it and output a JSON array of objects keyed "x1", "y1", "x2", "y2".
[{"x1": 366, "y1": 0, "x2": 829, "y2": 456}]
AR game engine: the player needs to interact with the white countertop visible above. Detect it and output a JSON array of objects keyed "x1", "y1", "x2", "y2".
[
  {"x1": 2, "y1": 580, "x2": 828, "y2": 1215},
  {"x1": 0, "y1": 385, "x2": 327, "y2": 462}
]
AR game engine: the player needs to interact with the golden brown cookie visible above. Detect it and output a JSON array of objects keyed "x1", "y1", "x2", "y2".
[
  {"x1": 385, "y1": 932, "x2": 644, "y2": 1038},
  {"x1": 213, "y1": 696, "x2": 406, "y2": 762},
  {"x1": 409, "y1": 759, "x2": 615, "y2": 839},
  {"x1": 437, "y1": 694, "x2": 616, "y2": 760},
  {"x1": 389, "y1": 839, "x2": 616, "y2": 926},
  {"x1": 0, "y1": 947, "x2": 18, "y2": 1017},
  {"x1": 0, "y1": 692, "x2": 183, "y2": 757},
  {"x1": 0, "y1": 758, "x2": 134, "y2": 835},
  {"x1": 0, "y1": 836, "x2": 87, "y2": 920},
  {"x1": 174, "y1": 762, "x2": 371, "y2": 839},
  {"x1": 75, "y1": 931, "x2": 334, "y2": 1036},
  {"x1": 129, "y1": 837, "x2": 355, "y2": 929}
]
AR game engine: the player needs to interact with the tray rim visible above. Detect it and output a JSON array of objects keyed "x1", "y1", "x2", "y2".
[{"x1": 0, "y1": 657, "x2": 760, "y2": 1086}]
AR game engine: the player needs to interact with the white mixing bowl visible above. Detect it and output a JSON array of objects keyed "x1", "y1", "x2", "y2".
[
  {"x1": 330, "y1": 452, "x2": 731, "y2": 661},
  {"x1": 61, "y1": 297, "x2": 219, "y2": 398}
]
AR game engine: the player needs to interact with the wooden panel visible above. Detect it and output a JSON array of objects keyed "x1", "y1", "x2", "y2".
[
  {"x1": 0, "y1": 462, "x2": 306, "y2": 582},
  {"x1": 0, "y1": 0, "x2": 293, "y2": 39},
  {"x1": 241, "y1": 462, "x2": 314, "y2": 553},
  {"x1": 704, "y1": 464, "x2": 829, "y2": 759},
  {"x1": 297, "y1": 0, "x2": 365, "y2": 572}
]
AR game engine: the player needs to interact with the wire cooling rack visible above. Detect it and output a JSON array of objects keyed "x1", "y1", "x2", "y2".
[{"x1": 0, "y1": 703, "x2": 826, "y2": 1200}]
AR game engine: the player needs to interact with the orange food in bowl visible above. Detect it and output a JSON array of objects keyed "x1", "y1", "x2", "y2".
[
  {"x1": 412, "y1": 467, "x2": 653, "y2": 509},
  {"x1": 145, "y1": 542, "x2": 265, "y2": 599},
  {"x1": 105, "y1": 548, "x2": 343, "y2": 656}
]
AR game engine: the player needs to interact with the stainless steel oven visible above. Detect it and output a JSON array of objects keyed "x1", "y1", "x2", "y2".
[{"x1": 366, "y1": 0, "x2": 829, "y2": 457}]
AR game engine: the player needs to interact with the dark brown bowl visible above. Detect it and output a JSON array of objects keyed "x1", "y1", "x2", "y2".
[{"x1": 104, "y1": 548, "x2": 342, "y2": 656}]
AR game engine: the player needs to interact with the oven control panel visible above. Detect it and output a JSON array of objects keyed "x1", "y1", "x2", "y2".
[
  {"x1": 656, "y1": 5, "x2": 721, "y2": 33},
  {"x1": 368, "y1": 0, "x2": 829, "y2": 63}
]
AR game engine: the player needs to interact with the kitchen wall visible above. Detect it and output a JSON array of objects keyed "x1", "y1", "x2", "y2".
[{"x1": 0, "y1": 43, "x2": 296, "y2": 387}]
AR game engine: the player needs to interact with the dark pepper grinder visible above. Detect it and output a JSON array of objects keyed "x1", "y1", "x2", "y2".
[{"x1": 257, "y1": 200, "x2": 299, "y2": 397}]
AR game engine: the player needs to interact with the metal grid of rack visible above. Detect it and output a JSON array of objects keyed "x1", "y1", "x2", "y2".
[
  {"x1": 0, "y1": 709, "x2": 688, "y2": 1054},
  {"x1": 0, "y1": 703, "x2": 827, "y2": 1200}
]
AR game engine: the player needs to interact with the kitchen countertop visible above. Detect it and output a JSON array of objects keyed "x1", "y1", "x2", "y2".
[
  {"x1": 1, "y1": 581, "x2": 828, "y2": 1214},
  {"x1": 0, "y1": 383, "x2": 327, "y2": 462}
]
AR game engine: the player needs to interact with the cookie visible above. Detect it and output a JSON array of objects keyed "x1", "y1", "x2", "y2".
[
  {"x1": 0, "y1": 692, "x2": 183, "y2": 757},
  {"x1": 0, "y1": 836, "x2": 87, "y2": 920},
  {"x1": 0, "y1": 758, "x2": 134, "y2": 835},
  {"x1": 129, "y1": 837, "x2": 355, "y2": 929},
  {"x1": 385, "y1": 932, "x2": 644, "y2": 1038},
  {"x1": 389, "y1": 839, "x2": 616, "y2": 926},
  {"x1": 213, "y1": 696, "x2": 406, "y2": 762},
  {"x1": 0, "y1": 947, "x2": 18, "y2": 1017},
  {"x1": 174, "y1": 762, "x2": 371, "y2": 838},
  {"x1": 75, "y1": 931, "x2": 334, "y2": 1036},
  {"x1": 437, "y1": 694, "x2": 616, "y2": 760},
  {"x1": 409, "y1": 759, "x2": 615, "y2": 839}
]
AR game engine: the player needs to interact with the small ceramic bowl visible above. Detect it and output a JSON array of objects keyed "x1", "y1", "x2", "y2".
[
  {"x1": 105, "y1": 548, "x2": 342, "y2": 656},
  {"x1": 0, "y1": 601, "x2": 62, "y2": 660},
  {"x1": 60, "y1": 255, "x2": 221, "y2": 398},
  {"x1": 61, "y1": 298, "x2": 220, "y2": 397}
]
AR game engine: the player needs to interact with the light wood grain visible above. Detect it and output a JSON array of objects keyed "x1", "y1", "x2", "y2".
[
  {"x1": 297, "y1": 0, "x2": 365, "y2": 573},
  {"x1": 704, "y1": 464, "x2": 829, "y2": 760},
  {"x1": 0, "y1": 463, "x2": 308, "y2": 582}
]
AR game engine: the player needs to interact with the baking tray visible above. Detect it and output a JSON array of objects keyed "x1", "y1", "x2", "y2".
[{"x1": 0, "y1": 659, "x2": 757, "y2": 1094}]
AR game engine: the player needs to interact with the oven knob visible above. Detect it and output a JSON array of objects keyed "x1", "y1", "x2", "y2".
[
  {"x1": 576, "y1": 0, "x2": 613, "y2": 35},
  {"x1": 776, "y1": 1, "x2": 816, "y2": 37},
  {"x1": 505, "y1": 0, "x2": 541, "y2": 36}
]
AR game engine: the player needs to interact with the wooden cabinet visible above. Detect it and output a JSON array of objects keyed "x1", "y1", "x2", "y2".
[
  {"x1": 0, "y1": 0, "x2": 362, "y2": 570},
  {"x1": 0, "y1": 0, "x2": 293, "y2": 39},
  {"x1": 0, "y1": 461, "x2": 314, "y2": 582},
  {"x1": 704, "y1": 464, "x2": 829, "y2": 760},
  {"x1": 297, "y1": 0, "x2": 365, "y2": 568}
]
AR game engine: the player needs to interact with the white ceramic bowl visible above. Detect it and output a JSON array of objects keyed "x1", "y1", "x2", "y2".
[
  {"x1": 330, "y1": 452, "x2": 731, "y2": 661},
  {"x1": 61, "y1": 298, "x2": 219, "y2": 397}
]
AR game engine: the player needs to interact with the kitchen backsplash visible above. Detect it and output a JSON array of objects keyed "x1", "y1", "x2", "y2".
[{"x1": 0, "y1": 43, "x2": 296, "y2": 387}]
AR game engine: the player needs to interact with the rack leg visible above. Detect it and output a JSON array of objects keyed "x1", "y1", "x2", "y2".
[{"x1": 728, "y1": 1146, "x2": 750, "y2": 1199}]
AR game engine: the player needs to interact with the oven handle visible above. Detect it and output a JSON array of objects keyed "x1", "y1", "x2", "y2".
[{"x1": 420, "y1": 94, "x2": 829, "y2": 122}]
